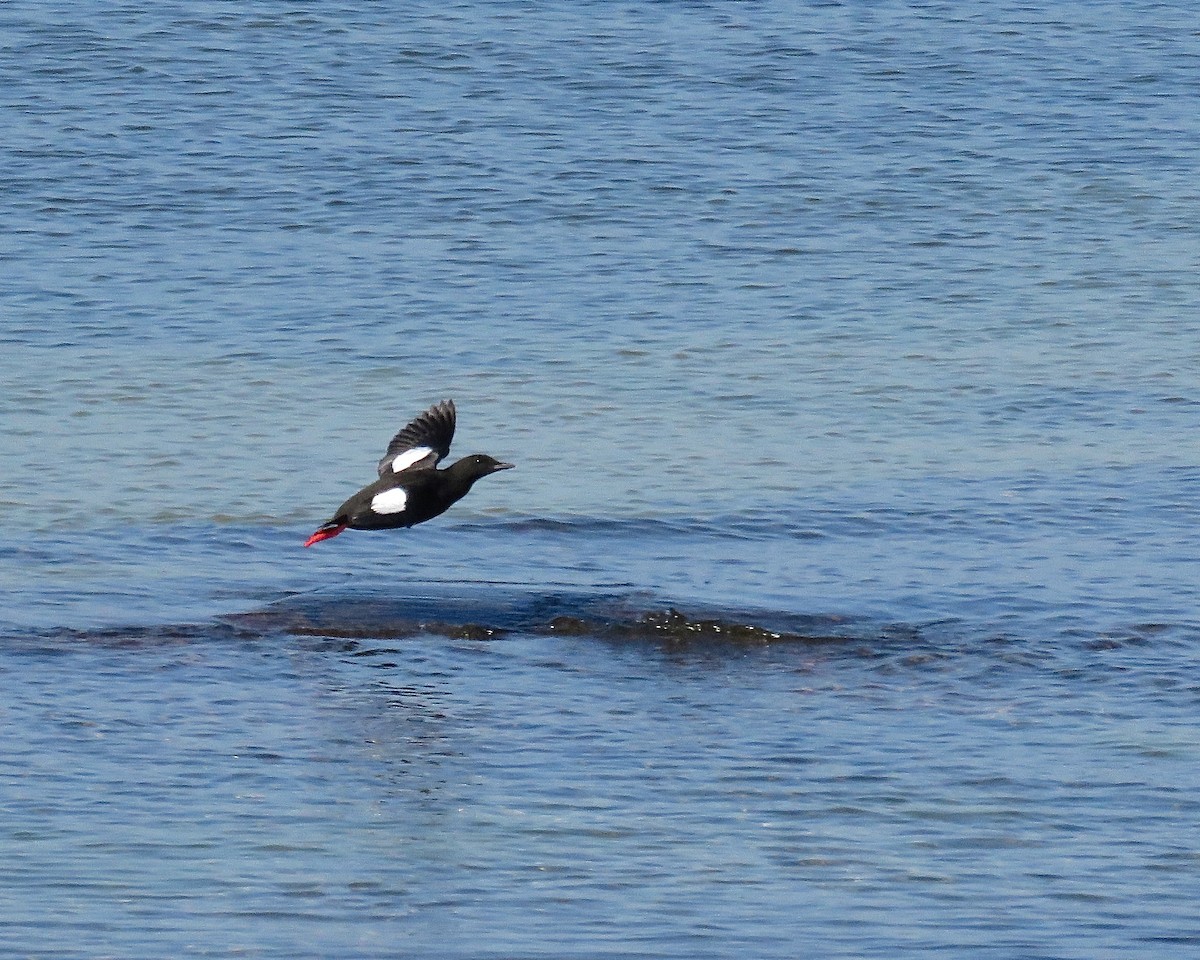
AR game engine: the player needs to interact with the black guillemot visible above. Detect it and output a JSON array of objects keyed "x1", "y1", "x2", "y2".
[{"x1": 304, "y1": 399, "x2": 513, "y2": 547}]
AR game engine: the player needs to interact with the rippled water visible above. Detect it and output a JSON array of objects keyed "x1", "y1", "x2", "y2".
[{"x1": 3, "y1": 2, "x2": 1200, "y2": 957}]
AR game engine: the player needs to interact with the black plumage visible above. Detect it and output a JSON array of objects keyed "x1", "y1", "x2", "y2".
[{"x1": 305, "y1": 400, "x2": 513, "y2": 547}]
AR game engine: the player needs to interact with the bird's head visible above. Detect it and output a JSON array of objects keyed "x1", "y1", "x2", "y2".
[{"x1": 453, "y1": 454, "x2": 515, "y2": 482}]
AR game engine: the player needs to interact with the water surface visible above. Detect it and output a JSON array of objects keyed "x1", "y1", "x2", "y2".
[{"x1": 2, "y1": 2, "x2": 1200, "y2": 956}]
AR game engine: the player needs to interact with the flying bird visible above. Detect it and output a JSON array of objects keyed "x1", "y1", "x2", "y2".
[{"x1": 304, "y1": 399, "x2": 513, "y2": 547}]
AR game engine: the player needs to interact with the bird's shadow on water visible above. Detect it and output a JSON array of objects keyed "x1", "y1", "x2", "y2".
[{"x1": 223, "y1": 579, "x2": 913, "y2": 653}]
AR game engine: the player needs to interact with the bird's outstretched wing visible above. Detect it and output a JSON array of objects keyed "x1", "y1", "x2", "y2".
[{"x1": 377, "y1": 399, "x2": 456, "y2": 476}]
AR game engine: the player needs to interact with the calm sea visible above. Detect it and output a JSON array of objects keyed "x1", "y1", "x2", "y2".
[{"x1": 3, "y1": 2, "x2": 1200, "y2": 957}]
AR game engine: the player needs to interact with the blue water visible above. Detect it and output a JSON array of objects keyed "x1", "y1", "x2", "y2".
[{"x1": 3, "y1": 2, "x2": 1200, "y2": 956}]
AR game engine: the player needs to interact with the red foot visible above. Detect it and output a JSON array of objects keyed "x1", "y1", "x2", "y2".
[{"x1": 304, "y1": 523, "x2": 346, "y2": 547}]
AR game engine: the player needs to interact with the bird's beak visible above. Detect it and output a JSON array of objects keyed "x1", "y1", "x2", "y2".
[{"x1": 492, "y1": 462, "x2": 515, "y2": 472}]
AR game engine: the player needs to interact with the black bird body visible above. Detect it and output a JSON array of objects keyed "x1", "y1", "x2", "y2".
[
  {"x1": 305, "y1": 400, "x2": 512, "y2": 547},
  {"x1": 326, "y1": 454, "x2": 510, "y2": 531}
]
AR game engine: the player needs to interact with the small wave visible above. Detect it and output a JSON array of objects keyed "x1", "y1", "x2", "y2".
[
  {"x1": 451, "y1": 513, "x2": 829, "y2": 542},
  {"x1": 451, "y1": 516, "x2": 706, "y2": 536},
  {"x1": 539, "y1": 608, "x2": 851, "y2": 646}
]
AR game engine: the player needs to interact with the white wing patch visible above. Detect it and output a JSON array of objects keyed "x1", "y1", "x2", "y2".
[
  {"x1": 370, "y1": 488, "x2": 409, "y2": 514},
  {"x1": 390, "y1": 446, "x2": 433, "y2": 473}
]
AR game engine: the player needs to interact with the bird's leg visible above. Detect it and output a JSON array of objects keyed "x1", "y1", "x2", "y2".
[{"x1": 304, "y1": 521, "x2": 347, "y2": 547}]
